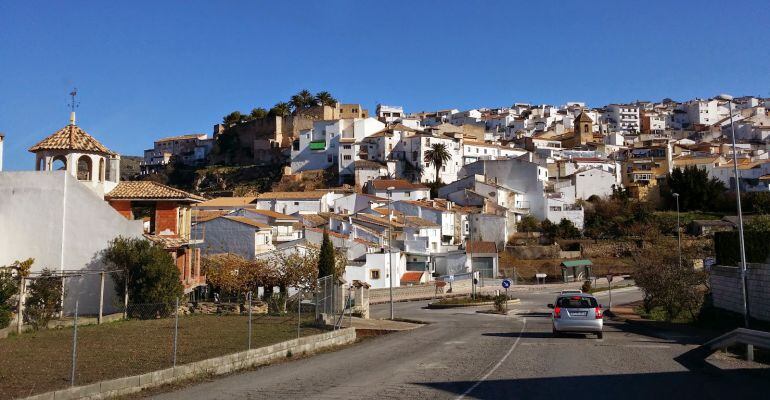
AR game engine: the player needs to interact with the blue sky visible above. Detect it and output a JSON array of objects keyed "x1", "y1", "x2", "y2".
[{"x1": 1, "y1": 0, "x2": 769, "y2": 170}]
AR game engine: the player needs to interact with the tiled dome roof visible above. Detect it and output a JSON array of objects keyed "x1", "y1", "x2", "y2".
[{"x1": 28, "y1": 124, "x2": 115, "y2": 155}]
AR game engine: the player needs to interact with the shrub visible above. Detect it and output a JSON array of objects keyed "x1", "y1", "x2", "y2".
[
  {"x1": 581, "y1": 280, "x2": 592, "y2": 293},
  {"x1": 517, "y1": 215, "x2": 540, "y2": 232},
  {"x1": 0, "y1": 267, "x2": 20, "y2": 329},
  {"x1": 493, "y1": 294, "x2": 508, "y2": 312},
  {"x1": 25, "y1": 269, "x2": 63, "y2": 330},
  {"x1": 103, "y1": 236, "x2": 183, "y2": 318}
]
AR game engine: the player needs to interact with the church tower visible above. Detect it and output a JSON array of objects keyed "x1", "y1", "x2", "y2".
[
  {"x1": 28, "y1": 89, "x2": 121, "y2": 195},
  {"x1": 574, "y1": 111, "x2": 594, "y2": 144}
]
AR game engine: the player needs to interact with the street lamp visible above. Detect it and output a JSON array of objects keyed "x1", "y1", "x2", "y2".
[
  {"x1": 386, "y1": 186, "x2": 396, "y2": 320},
  {"x1": 716, "y1": 93, "x2": 749, "y2": 328},
  {"x1": 673, "y1": 193, "x2": 682, "y2": 267}
]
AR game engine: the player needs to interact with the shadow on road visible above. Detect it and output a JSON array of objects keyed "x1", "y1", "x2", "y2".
[
  {"x1": 482, "y1": 331, "x2": 597, "y2": 339},
  {"x1": 416, "y1": 368, "x2": 769, "y2": 400},
  {"x1": 513, "y1": 312, "x2": 551, "y2": 318}
]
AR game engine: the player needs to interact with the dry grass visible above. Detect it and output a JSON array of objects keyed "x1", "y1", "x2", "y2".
[{"x1": 0, "y1": 314, "x2": 324, "y2": 400}]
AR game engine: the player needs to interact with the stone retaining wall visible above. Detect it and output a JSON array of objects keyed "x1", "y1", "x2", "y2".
[
  {"x1": 22, "y1": 328, "x2": 356, "y2": 400},
  {"x1": 711, "y1": 263, "x2": 770, "y2": 322},
  {"x1": 369, "y1": 280, "x2": 472, "y2": 304}
]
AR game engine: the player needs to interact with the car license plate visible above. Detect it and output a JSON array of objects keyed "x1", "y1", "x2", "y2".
[{"x1": 572, "y1": 311, "x2": 587, "y2": 316}]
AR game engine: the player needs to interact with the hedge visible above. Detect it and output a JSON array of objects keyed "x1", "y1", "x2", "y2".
[{"x1": 714, "y1": 231, "x2": 770, "y2": 266}]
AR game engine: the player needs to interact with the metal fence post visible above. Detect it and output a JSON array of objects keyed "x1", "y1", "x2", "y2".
[
  {"x1": 172, "y1": 297, "x2": 179, "y2": 368},
  {"x1": 71, "y1": 300, "x2": 78, "y2": 387},
  {"x1": 297, "y1": 289, "x2": 301, "y2": 340},
  {"x1": 98, "y1": 271, "x2": 105, "y2": 324},
  {"x1": 247, "y1": 292, "x2": 252, "y2": 350}
]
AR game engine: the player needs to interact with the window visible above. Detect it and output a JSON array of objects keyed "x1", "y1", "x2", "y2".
[
  {"x1": 343, "y1": 145, "x2": 351, "y2": 150},
  {"x1": 343, "y1": 155, "x2": 352, "y2": 160},
  {"x1": 370, "y1": 270, "x2": 381, "y2": 280},
  {"x1": 76, "y1": 155, "x2": 92, "y2": 181},
  {"x1": 294, "y1": 202, "x2": 299, "y2": 205}
]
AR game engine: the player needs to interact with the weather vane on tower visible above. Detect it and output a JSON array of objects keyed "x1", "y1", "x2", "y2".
[{"x1": 68, "y1": 88, "x2": 79, "y2": 125}]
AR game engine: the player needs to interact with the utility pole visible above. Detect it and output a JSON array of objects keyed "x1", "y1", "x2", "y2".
[
  {"x1": 717, "y1": 94, "x2": 749, "y2": 328},
  {"x1": 387, "y1": 186, "x2": 395, "y2": 320}
]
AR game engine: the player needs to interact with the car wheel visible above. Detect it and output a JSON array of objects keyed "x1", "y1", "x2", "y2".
[{"x1": 597, "y1": 331, "x2": 603, "y2": 339}]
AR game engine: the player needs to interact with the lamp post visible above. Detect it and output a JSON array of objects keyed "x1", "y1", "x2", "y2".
[
  {"x1": 717, "y1": 93, "x2": 749, "y2": 328},
  {"x1": 673, "y1": 193, "x2": 682, "y2": 267},
  {"x1": 387, "y1": 186, "x2": 395, "y2": 320}
]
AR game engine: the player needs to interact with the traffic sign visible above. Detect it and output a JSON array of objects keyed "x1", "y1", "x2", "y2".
[
  {"x1": 606, "y1": 274, "x2": 613, "y2": 283},
  {"x1": 502, "y1": 279, "x2": 511, "y2": 289},
  {"x1": 447, "y1": 275, "x2": 455, "y2": 282}
]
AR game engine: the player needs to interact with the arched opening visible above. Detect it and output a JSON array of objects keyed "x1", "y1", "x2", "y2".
[
  {"x1": 99, "y1": 158, "x2": 105, "y2": 182},
  {"x1": 583, "y1": 124, "x2": 589, "y2": 133},
  {"x1": 52, "y1": 155, "x2": 67, "y2": 171},
  {"x1": 77, "y1": 155, "x2": 92, "y2": 181}
]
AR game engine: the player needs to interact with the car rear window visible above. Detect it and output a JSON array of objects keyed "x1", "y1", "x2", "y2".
[{"x1": 557, "y1": 296, "x2": 598, "y2": 308}]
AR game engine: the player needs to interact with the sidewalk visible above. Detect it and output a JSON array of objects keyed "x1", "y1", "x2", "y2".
[{"x1": 336, "y1": 316, "x2": 422, "y2": 332}]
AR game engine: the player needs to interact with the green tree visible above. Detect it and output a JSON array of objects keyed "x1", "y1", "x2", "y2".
[
  {"x1": 290, "y1": 89, "x2": 315, "y2": 113},
  {"x1": 223, "y1": 111, "x2": 245, "y2": 126},
  {"x1": 318, "y1": 229, "x2": 336, "y2": 278},
  {"x1": 102, "y1": 236, "x2": 183, "y2": 318},
  {"x1": 269, "y1": 102, "x2": 291, "y2": 117},
  {"x1": 249, "y1": 107, "x2": 268, "y2": 120},
  {"x1": 25, "y1": 269, "x2": 63, "y2": 330},
  {"x1": 423, "y1": 143, "x2": 452, "y2": 184},
  {"x1": 314, "y1": 91, "x2": 337, "y2": 107},
  {"x1": 556, "y1": 218, "x2": 581, "y2": 239},
  {"x1": 517, "y1": 215, "x2": 540, "y2": 232},
  {"x1": 540, "y1": 219, "x2": 557, "y2": 240},
  {"x1": 662, "y1": 166, "x2": 726, "y2": 211}
]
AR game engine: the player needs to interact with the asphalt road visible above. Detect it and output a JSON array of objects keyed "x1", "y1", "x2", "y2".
[{"x1": 151, "y1": 287, "x2": 768, "y2": 400}]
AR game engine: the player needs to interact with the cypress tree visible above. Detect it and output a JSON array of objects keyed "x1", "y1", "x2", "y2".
[{"x1": 318, "y1": 229, "x2": 336, "y2": 278}]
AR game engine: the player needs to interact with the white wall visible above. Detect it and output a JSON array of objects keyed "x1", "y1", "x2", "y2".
[{"x1": 0, "y1": 171, "x2": 144, "y2": 314}]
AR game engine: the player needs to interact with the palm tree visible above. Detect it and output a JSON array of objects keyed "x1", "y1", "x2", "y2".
[
  {"x1": 314, "y1": 91, "x2": 337, "y2": 107},
  {"x1": 269, "y1": 102, "x2": 291, "y2": 117},
  {"x1": 289, "y1": 89, "x2": 314, "y2": 113},
  {"x1": 423, "y1": 143, "x2": 451, "y2": 184}
]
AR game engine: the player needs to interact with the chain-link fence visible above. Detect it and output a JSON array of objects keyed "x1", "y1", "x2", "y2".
[{"x1": 0, "y1": 292, "x2": 325, "y2": 400}]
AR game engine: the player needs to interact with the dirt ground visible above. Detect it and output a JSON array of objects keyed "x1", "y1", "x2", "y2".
[{"x1": 0, "y1": 313, "x2": 324, "y2": 400}]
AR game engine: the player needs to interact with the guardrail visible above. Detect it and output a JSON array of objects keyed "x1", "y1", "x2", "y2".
[{"x1": 703, "y1": 328, "x2": 770, "y2": 362}]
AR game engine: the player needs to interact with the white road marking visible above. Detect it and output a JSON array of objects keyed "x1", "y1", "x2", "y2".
[{"x1": 456, "y1": 317, "x2": 527, "y2": 400}]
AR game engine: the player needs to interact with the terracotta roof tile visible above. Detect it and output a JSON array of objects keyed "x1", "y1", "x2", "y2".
[
  {"x1": 222, "y1": 216, "x2": 271, "y2": 230},
  {"x1": 193, "y1": 196, "x2": 258, "y2": 208},
  {"x1": 400, "y1": 271, "x2": 424, "y2": 284},
  {"x1": 370, "y1": 179, "x2": 428, "y2": 190},
  {"x1": 256, "y1": 191, "x2": 326, "y2": 200},
  {"x1": 106, "y1": 181, "x2": 205, "y2": 202},
  {"x1": 29, "y1": 124, "x2": 115, "y2": 155},
  {"x1": 466, "y1": 240, "x2": 497, "y2": 254}
]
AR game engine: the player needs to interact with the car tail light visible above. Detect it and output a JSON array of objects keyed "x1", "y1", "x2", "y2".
[
  {"x1": 554, "y1": 307, "x2": 561, "y2": 319},
  {"x1": 595, "y1": 307, "x2": 603, "y2": 319}
]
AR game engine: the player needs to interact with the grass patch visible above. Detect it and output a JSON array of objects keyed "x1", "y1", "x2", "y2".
[
  {"x1": 634, "y1": 305, "x2": 696, "y2": 324},
  {"x1": 0, "y1": 313, "x2": 324, "y2": 400},
  {"x1": 432, "y1": 294, "x2": 497, "y2": 305}
]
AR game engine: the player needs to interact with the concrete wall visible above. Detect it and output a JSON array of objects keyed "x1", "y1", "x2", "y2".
[
  {"x1": 711, "y1": 264, "x2": 770, "y2": 322},
  {"x1": 369, "y1": 279, "x2": 472, "y2": 303},
  {"x1": 0, "y1": 171, "x2": 143, "y2": 314},
  {"x1": 22, "y1": 328, "x2": 356, "y2": 400},
  {"x1": 193, "y1": 218, "x2": 261, "y2": 259}
]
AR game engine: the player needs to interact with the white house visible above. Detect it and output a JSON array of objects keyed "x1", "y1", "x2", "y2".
[
  {"x1": 192, "y1": 215, "x2": 274, "y2": 259},
  {"x1": 231, "y1": 209, "x2": 302, "y2": 243},
  {"x1": 253, "y1": 191, "x2": 331, "y2": 215},
  {"x1": 605, "y1": 104, "x2": 640, "y2": 133},
  {"x1": 365, "y1": 178, "x2": 430, "y2": 201},
  {"x1": 400, "y1": 132, "x2": 463, "y2": 183},
  {"x1": 376, "y1": 104, "x2": 405, "y2": 123}
]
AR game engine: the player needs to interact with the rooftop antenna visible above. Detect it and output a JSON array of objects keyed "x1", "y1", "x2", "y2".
[{"x1": 68, "y1": 88, "x2": 79, "y2": 125}]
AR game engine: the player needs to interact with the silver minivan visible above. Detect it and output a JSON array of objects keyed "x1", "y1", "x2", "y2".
[{"x1": 548, "y1": 293, "x2": 604, "y2": 339}]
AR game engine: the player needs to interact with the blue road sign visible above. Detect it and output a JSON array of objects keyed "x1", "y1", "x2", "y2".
[{"x1": 502, "y1": 279, "x2": 511, "y2": 289}]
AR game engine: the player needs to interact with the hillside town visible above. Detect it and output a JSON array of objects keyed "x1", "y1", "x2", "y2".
[{"x1": 2, "y1": 93, "x2": 770, "y2": 302}]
